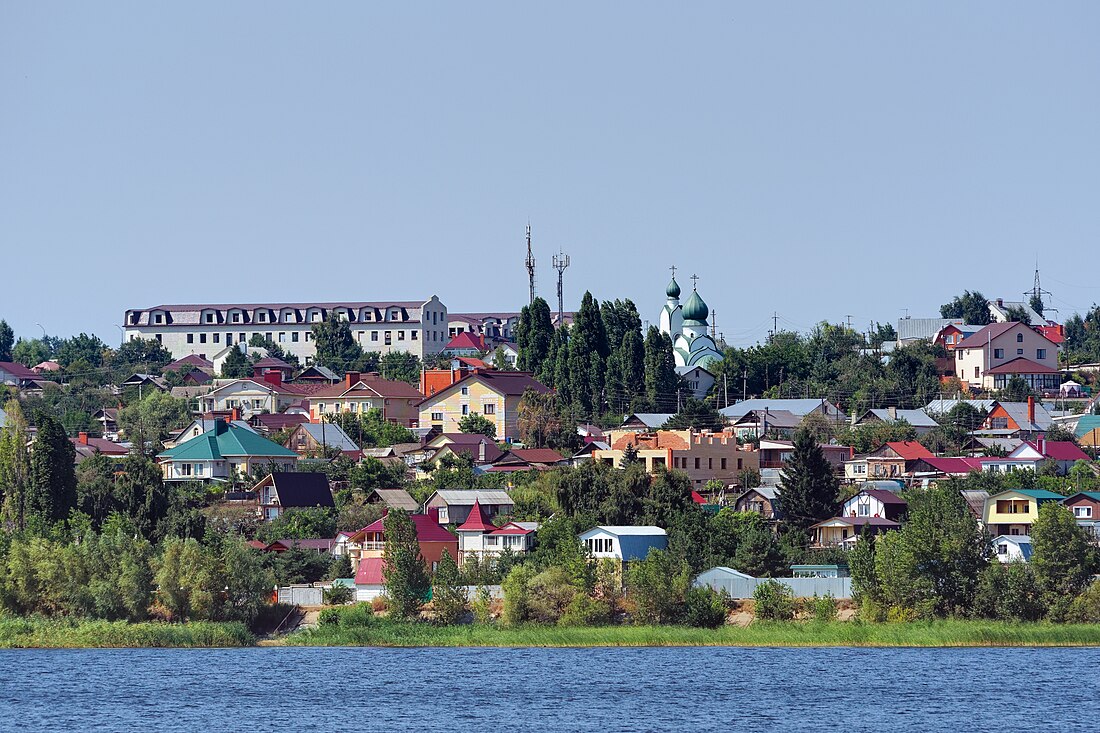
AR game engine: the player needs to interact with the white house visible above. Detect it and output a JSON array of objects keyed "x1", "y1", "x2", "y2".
[
  {"x1": 676, "y1": 365, "x2": 716, "y2": 399},
  {"x1": 455, "y1": 500, "x2": 537, "y2": 566},
  {"x1": 578, "y1": 526, "x2": 668, "y2": 564},
  {"x1": 992, "y1": 534, "x2": 1033, "y2": 563}
]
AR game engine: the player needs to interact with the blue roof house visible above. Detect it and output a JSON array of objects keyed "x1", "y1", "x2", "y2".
[{"x1": 579, "y1": 526, "x2": 668, "y2": 566}]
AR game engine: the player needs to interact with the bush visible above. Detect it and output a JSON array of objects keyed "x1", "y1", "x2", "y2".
[
  {"x1": 323, "y1": 584, "x2": 353, "y2": 606},
  {"x1": 370, "y1": 596, "x2": 387, "y2": 614},
  {"x1": 1067, "y1": 581, "x2": 1100, "y2": 623},
  {"x1": 753, "y1": 579, "x2": 795, "y2": 621},
  {"x1": 471, "y1": 586, "x2": 493, "y2": 625},
  {"x1": 809, "y1": 593, "x2": 838, "y2": 622},
  {"x1": 318, "y1": 608, "x2": 341, "y2": 626},
  {"x1": 339, "y1": 603, "x2": 376, "y2": 628},
  {"x1": 559, "y1": 594, "x2": 611, "y2": 627},
  {"x1": 684, "y1": 586, "x2": 727, "y2": 629}
]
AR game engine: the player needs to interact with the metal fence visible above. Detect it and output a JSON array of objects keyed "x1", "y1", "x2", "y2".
[
  {"x1": 694, "y1": 571, "x2": 851, "y2": 599},
  {"x1": 277, "y1": 585, "x2": 325, "y2": 606}
]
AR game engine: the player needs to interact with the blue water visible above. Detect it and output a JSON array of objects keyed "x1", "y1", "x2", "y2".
[{"x1": 0, "y1": 647, "x2": 1095, "y2": 732}]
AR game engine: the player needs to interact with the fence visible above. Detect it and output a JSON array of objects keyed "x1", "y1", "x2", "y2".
[
  {"x1": 277, "y1": 585, "x2": 325, "y2": 606},
  {"x1": 694, "y1": 569, "x2": 851, "y2": 599}
]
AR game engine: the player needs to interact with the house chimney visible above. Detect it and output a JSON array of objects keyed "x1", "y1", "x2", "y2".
[
  {"x1": 263, "y1": 371, "x2": 282, "y2": 388},
  {"x1": 214, "y1": 419, "x2": 228, "y2": 435},
  {"x1": 1027, "y1": 395, "x2": 1035, "y2": 426},
  {"x1": 996, "y1": 298, "x2": 1003, "y2": 308},
  {"x1": 230, "y1": 408, "x2": 239, "y2": 423},
  {"x1": 78, "y1": 432, "x2": 88, "y2": 445},
  {"x1": 887, "y1": 406, "x2": 897, "y2": 420},
  {"x1": 345, "y1": 371, "x2": 360, "y2": 390},
  {"x1": 478, "y1": 439, "x2": 486, "y2": 463}
]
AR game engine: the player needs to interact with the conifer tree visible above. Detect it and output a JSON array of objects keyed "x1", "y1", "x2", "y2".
[
  {"x1": 382, "y1": 509, "x2": 431, "y2": 619},
  {"x1": 778, "y1": 427, "x2": 839, "y2": 534},
  {"x1": 220, "y1": 345, "x2": 251, "y2": 378},
  {"x1": 311, "y1": 313, "x2": 363, "y2": 373},
  {"x1": 0, "y1": 399, "x2": 31, "y2": 530}
]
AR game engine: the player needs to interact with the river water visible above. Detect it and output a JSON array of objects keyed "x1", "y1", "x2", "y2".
[{"x1": 0, "y1": 646, "x2": 1095, "y2": 732}]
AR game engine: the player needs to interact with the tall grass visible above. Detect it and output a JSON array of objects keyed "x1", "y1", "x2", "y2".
[
  {"x1": 289, "y1": 617, "x2": 1100, "y2": 648},
  {"x1": 0, "y1": 617, "x2": 254, "y2": 648}
]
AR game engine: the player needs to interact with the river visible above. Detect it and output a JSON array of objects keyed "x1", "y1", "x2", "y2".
[{"x1": 1, "y1": 646, "x2": 1095, "y2": 731}]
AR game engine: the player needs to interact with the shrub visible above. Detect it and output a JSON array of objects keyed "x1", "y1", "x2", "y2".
[
  {"x1": 501, "y1": 565, "x2": 535, "y2": 626},
  {"x1": 527, "y1": 567, "x2": 579, "y2": 623},
  {"x1": 339, "y1": 603, "x2": 375, "y2": 627},
  {"x1": 752, "y1": 579, "x2": 795, "y2": 621},
  {"x1": 810, "y1": 593, "x2": 838, "y2": 622},
  {"x1": 370, "y1": 596, "x2": 387, "y2": 614},
  {"x1": 559, "y1": 594, "x2": 611, "y2": 627},
  {"x1": 1067, "y1": 581, "x2": 1100, "y2": 623},
  {"x1": 323, "y1": 584, "x2": 353, "y2": 606},
  {"x1": 318, "y1": 608, "x2": 341, "y2": 626},
  {"x1": 684, "y1": 586, "x2": 727, "y2": 629},
  {"x1": 471, "y1": 586, "x2": 493, "y2": 625}
]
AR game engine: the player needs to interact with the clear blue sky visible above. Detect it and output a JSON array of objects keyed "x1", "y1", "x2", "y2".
[{"x1": 2, "y1": 2, "x2": 1097, "y2": 347}]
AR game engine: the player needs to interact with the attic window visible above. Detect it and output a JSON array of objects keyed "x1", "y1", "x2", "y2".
[
  {"x1": 1017, "y1": 333, "x2": 1024, "y2": 343},
  {"x1": 154, "y1": 314, "x2": 163, "y2": 324}
]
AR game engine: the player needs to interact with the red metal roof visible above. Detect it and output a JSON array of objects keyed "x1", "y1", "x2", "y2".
[
  {"x1": 920, "y1": 456, "x2": 985, "y2": 474},
  {"x1": 691, "y1": 491, "x2": 707, "y2": 504},
  {"x1": 445, "y1": 332, "x2": 487, "y2": 352},
  {"x1": 1028, "y1": 440, "x2": 1090, "y2": 462},
  {"x1": 457, "y1": 500, "x2": 496, "y2": 532},
  {"x1": 489, "y1": 522, "x2": 535, "y2": 536},
  {"x1": 0, "y1": 361, "x2": 38, "y2": 379},
  {"x1": 985, "y1": 357, "x2": 1058, "y2": 375},
  {"x1": 354, "y1": 557, "x2": 385, "y2": 585},
  {"x1": 508, "y1": 448, "x2": 565, "y2": 464},
  {"x1": 885, "y1": 441, "x2": 935, "y2": 460},
  {"x1": 955, "y1": 322, "x2": 1023, "y2": 349},
  {"x1": 360, "y1": 512, "x2": 459, "y2": 543}
]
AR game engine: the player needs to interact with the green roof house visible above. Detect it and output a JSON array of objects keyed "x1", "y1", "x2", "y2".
[{"x1": 157, "y1": 419, "x2": 298, "y2": 482}]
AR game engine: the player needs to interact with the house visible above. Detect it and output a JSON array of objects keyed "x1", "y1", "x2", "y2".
[
  {"x1": 198, "y1": 375, "x2": 326, "y2": 417},
  {"x1": 933, "y1": 323, "x2": 983, "y2": 351},
  {"x1": 455, "y1": 500, "x2": 536, "y2": 566},
  {"x1": 293, "y1": 364, "x2": 340, "y2": 383},
  {"x1": 92, "y1": 407, "x2": 119, "y2": 438},
  {"x1": 982, "y1": 439, "x2": 1089, "y2": 476},
  {"x1": 156, "y1": 420, "x2": 298, "y2": 482},
  {"x1": 1061, "y1": 492, "x2": 1100, "y2": 542},
  {"x1": 420, "y1": 360, "x2": 489, "y2": 398},
  {"x1": 448, "y1": 312, "x2": 522, "y2": 341},
  {"x1": 954, "y1": 322, "x2": 1059, "y2": 391},
  {"x1": 422, "y1": 433, "x2": 505, "y2": 467},
  {"x1": 853, "y1": 408, "x2": 938, "y2": 435},
  {"x1": 180, "y1": 369, "x2": 212, "y2": 386},
  {"x1": 991, "y1": 535, "x2": 1033, "y2": 563},
  {"x1": 164, "y1": 354, "x2": 215, "y2": 375},
  {"x1": 843, "y1": 441, "x2": 935, "y2": 482},
  {"x1": 307, "y1": 371, "x2": 424, "y2": 427},
  {"x1": 988, "y1": 298, "x2": 1045, "y2": 325},
  {"x1": 486, "y1": 448, "x2": 569, "y2": 473},
  {"x1": 960, "y1": 489, "x2": 991, "y2": 524},
  {"x1": 982, "y1": 489, "x2": 1064, "y2": 536},
  {"x1": 578, "y1": 526, "x2": 668, "y2": 565},
  {"x1": 757, "y1": 439, "x2": 852, "y2": 471},
  {"x1": 164, "y1": 417, "x2": 255, "y2": 449},
  {"x1": 443, "y1": 331, "x2": 488, "y2": 357},
  {"x1": 570, "y1": 440, "x2": 610, "y2": 466},
  {"x1": 485, "y1": 341, "x2": 520, "y2": 369},
  {"x1": 591, "y1": 429, "x2": 759, "y2": 488},
  {"x1": 120, "y1": 373, "x2": 169, "y2": 392},
  {"x1": 251, "y1": 358, "x2": 295, "y2": 381},
  {"x1": 417, "y1": 370, "x2": 552, "y2": 442},
  {"x1": 344, "y1": 508, "x2": 458, "y2": 574},
  {"x1": 978, "y1": 398, "x2": 1053, "y2": 436},
  {"x1": 733, "y1": 487, "x2": 781, "y2": 520},
  {"x1": 70, "y1": 432, "x2": 129, "y2": 462},
  {"x1": 32, "y1": 360, "x2": 61, "y2": 373},
  {"x1": 423, "y1": 489, "x2": 515, "y2": 525},
  {"x1": 365, "y1": 488, "x2": 419, "y2": 512},
  {"x1": 257, "y1": 538, "x2": 336, "y2": 553},
  {"x1": 0, "y1": 361, "x2": 38, "y2": 386},
  {"x1": 621, "y1": 413, "x2": 674, "y2": 431},
  {"x1": 676, "y1": 365, "x2": 716, "y2": 399},
  {"x1": 911, "y1": 456, "x2": 986, "y2": 478},
  {"x1": 839, "y1": 489, "x2": 907, "y2": 522},
  {"x1": 896, "y1": 317, "x2": 968, "y2": 345},
  {"x1": 283, "y1": 422, "x2": 360, "y2": 457},
  {"x1": 728, "y1": 409, "x2": 802, "y2": 440},
  {"x1": 808, "y1": 517, "x2": 900, "y2": 549},
  {"x1": 249, "y1": 411, "x2": 309, "y2": 436},
  {"x1": 250, "y1": 472, "x2": 334, "y2": 522},
  {"x1": 719, "y1": 398, "x2": 846, "y2": 424},
  {"x1": 123, "y1": 297, "x2": 450, "y2": 362}
]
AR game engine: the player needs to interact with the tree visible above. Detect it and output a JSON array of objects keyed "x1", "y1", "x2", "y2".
[
  {"x1": 458, "y1": 412, "x2": 497, "y2": 439},
  {"x1": 566, "y1": 292, "x2": 609, "y2": 418},
  {"x1": 1029, "y1": 293, "x2": 1045, "y2": 319},
  {"x1": 0, "y1": 400, "x2": 32, "y2": 529},
  {"x1": 247, "y1": 334, "x2": 300, "y2": 369},
  {"x1": 0, "y1": 320, "x2": 13, "y2": 362},
  {"x1": 517, "y1": 389, "x2": 569, "y2": 449},
  {"x1": 778, "y1": 428, "x2": 839, "y2": 534},
  {"x1": 220, "y1": 345, "x2": 251, "y2": 378},
  {"x1": 117, "y1": 390, "x2": 191, "y2": 455},
  {"x1": 516, "y1": 297, "x2": 554, "y2": 375},
  {"x1": 379, "y1": 352, "x2": 421, "y2": 385},
  {"x1": 939, "y1": 290, "x2": 991, "y2": 325},
  {"x1": 643, "y1": 468, "x2": 694, "y2": 529},
  {"x1": 848, "y1": 522, "x2": 880, "y2": 606},
  {"x1": 311, "y1": 314, "x2": 362, "y2": 372},
  {"x1": 1031, "y1": 502, "x2": 1091, "y2": 616},
  {"x1": 381, "y1": 509, "x2": 431, "y2": 619},
  {"x1": 12, "y1": 337, "x2": 52, "y2": 367},
  {"x1": 27, "y1": 413, "x2": 77, "y2": 525},
  {"x1": 753, "y1": 578, "x2": 796, "y2": 621},
  {"x1": 644, "y1": 326, "x2": 678, "y2": 412},
  {"x1": 431, "y1": 549, "x2": 467, "y2": 624},
  {"x1": 1003, "y1": 305, "x2": 1031, "y2": 325},
  {"x1": 56, "y1": 333, "x2": 108, "y2": 369},
  {"x1": 1000, "y1": 375, "x2": 1034, "y2": 402},
  {"x1": 662, "y1": 398, "x2": 726, "y2": 431},
  {"x1": 220, "y1": 537, "x2": 275, "y2": 624},
  {"x1": 111, "y1": 338, "x2": 173, "y2": 374},
  {"x1": 626, "y1": 548, "x2": 689, "y2": 624}
]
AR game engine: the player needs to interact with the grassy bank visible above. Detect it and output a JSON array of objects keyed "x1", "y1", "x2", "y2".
[
  {"x1": 288, "y1": 618, "x2": 1100, "y2": 648},
  {"x1": 0, "y1": 617, "x2": 255, "y2": 648}
]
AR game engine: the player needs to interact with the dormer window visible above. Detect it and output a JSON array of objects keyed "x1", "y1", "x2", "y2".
[
  {"x1": 204, "y1": 313, "x2": 215, "y2": 323},
  {"x1": 154, "y1": 314, "x2": 163, "y2": 324},
  {"x1": 258, "y1": 312, "x2": 267, "y2": 323},
  {"x1": 231, "y1": 312, "x2": 240, "y2": 323}
]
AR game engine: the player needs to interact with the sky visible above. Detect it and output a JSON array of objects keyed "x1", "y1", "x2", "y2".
[{"x1": 2, "y1": 2, "x2": 1098, "y2": 348}]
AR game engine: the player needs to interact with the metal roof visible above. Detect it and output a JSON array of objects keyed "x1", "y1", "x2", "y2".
[
  {"x1": 896, "y1": 318, "x2": 966, "y2": 342},
  {"x1": 158, "y1": 423, "x2": 298, "y2": 460},
  {"x1": 430, "y1": 489, "x2": 514, "y2": 506},
  {"x1": 296, "y1": 422, "x2": 359, "y2": 452},
  {"x1": 720, "y1": 398, "x2": 843, "y2": 419}
]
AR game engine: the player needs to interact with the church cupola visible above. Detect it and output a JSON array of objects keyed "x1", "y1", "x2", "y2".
[
  {"x1": 666, "y1": 276, "x2": 681, "y2": 299},
  {"x1": 682, "y1": 287, "x2": 709, "y2": 324}
]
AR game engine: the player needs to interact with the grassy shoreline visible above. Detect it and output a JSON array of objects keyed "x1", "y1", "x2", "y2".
[
  {"x1": 287, "y1": 619, "x2": 1100, "y2": 648},
  {"x1": 0, "y1": 617, "x2": 254, "y2": 648}
]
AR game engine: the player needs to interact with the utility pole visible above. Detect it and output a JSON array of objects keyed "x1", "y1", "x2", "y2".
[
  {"x1": 710, "y1": 310, "x2": 718, "y2": 340},
  {"x1": 771, "y1": 312, "x2": 778, "y2": 336},
  {"x1": 742, "y1": 369, "x2": 747, "y2": 402},
  {"x1": 846, "y1": 314, "x2": 853, "y2": 329},
  {"x1": 525, "y1": 223, "x2": 536, "y2": 305},
  {"x1": 552, "y1": 250, "x2": 570, "y2": 326}
]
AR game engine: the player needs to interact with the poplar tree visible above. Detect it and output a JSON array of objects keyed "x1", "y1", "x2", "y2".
[
  {"x1": 517, "y1": 297, "x2": 554, "y2": 375},
  {"x1": 567, "y1": 292, "x2": 609, "y2": 418},
  {"x1": 27, "y1": 413, "x2": 78, "y2": 525},
  {"x1": 644, "y1": 326, "x2": 677, "y2": 412},
  {"x1": 778, "y1": 427, "x2": 839, "y2": 534},
  {"x1": 382, "y1": 509, "x2": 431, "y2": 619},
  {"x1": 431, "y1": 549, "x2": 467, "y2": 625},
  {"x1": 0, "y1": 400, "x2": 31, "y2": 529}
]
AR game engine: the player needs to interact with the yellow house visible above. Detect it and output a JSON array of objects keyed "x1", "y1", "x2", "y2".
[
  {"x1": 417, "y1": 370, "x2": 551, "y2": 442},
  {"x1": 982, "y1": 489, "x2": 1064, "y2": 536}
]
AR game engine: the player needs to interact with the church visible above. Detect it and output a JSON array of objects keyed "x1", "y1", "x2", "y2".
[{"x1": 659, "y1": 269, "x2": 723, "y2": 369}]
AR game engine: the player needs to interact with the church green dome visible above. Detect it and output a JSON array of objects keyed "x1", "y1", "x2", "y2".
[
  {"x1": 666, "y1": 277, "x2": 681, "y2": 298},
  {"x1": 682, "y1": 288, "x2": 709, "y2": 323}
]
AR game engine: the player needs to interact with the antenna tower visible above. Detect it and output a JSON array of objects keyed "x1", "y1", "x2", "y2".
[
  {"x1": 552, "y1": 250, "x2": 570, "y2": 325},
  {"x1": 525, "y1": 223, "x2": 536, "y2": 305},
  {"x1": 1024, "y1": 261, "x2": 1054, "y2": 319}
]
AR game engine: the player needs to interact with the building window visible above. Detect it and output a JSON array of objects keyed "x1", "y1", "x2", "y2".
[
  {"x1": 187, "y1": 334, "x2": 194, "y2": 343},
  {"x1": 371, "y1": 332, "x2": 378, "y2": 341},
  {"x1": 412, "y1": 331, "x2": 418, "y2": 340},
  {"x1": 180, "y1": 463, "x2": 192, "y2": 476},
  {"x1": 266, "y1": 333, "x2": 272, "y2": 341},
  {"x1": 292, "y1": 332, "x2": 299, "y2": 342},
  {"x1": 199, "y1": 334, "x2": 207, "y2": 344},
  {"x1": 431, "y1": 412, "x2": 443, "y2": 421},
  {"x1": 213, "y1": 333, "x2": 220, "y2": 343},
  {"x1": 993, "y1": 349, "x2": 1004, "y2": 359},
  {"x1": 483, "y1": 403, "x2": 496, "y2": 415},
  {"x1": 226, "y1": 334, "x2": 232, "y2": 345},
  {"x1": 205, "y1": 313, "x2": 214, "y2": 323},
  {"x1": 154, "y1": 314, "x2": 163, "y2": 324},
  {"x1": 1037, "y1": 349, "x2": 1046, "y2": 360},
  {"x1": 398, "y1": 330, "x2": 405, "y2": 341},
  {"x1": 1074, "y1": 506, "x2": 1093, "y2": 519},
  {"x1": 461, "y1": 404, "x2": 469, "y2": 416},
  {"x1": 195, "y1": 463, "x2": 204, "y2": 476},
  {"x1": 461, "y1": 387, "x2": 469, "y2": 395},
  {"x1": 232, "y1": 313, "x2": 240, "y2": 323},
  {"x1": 155, "y1": 334, "x2": 162, "y2": 343},
  {"x1": 318, "y1": 403, "x2": 325, "y2": 413},
  {"x1": 279, "y1": 332, "x2": 287, "y2": 343},
  {"x1": 239, "y1": 333, "x2": 246, "y2": 343},
  {"x1": 385, "y1": 331, "x2": 392, "y2": 345},
  {"x1": 306, "y1": 333, "x2": 312, "y2": 341},
  {"x1": 694, "y1": 457, "x2": 700, "y2": 469},
  {"x1": 258, "y1": 312, "x2": 267, "y2": 323},
  {"x1": 974, "y1": 366, "x2": 980, "y2": 378},
  {"x1": 1016, "y1": 332, "x2": 1024, "y2": 342},
  {"x1": 721, "y1": 457, "x2": 727, "y2": 470}
]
